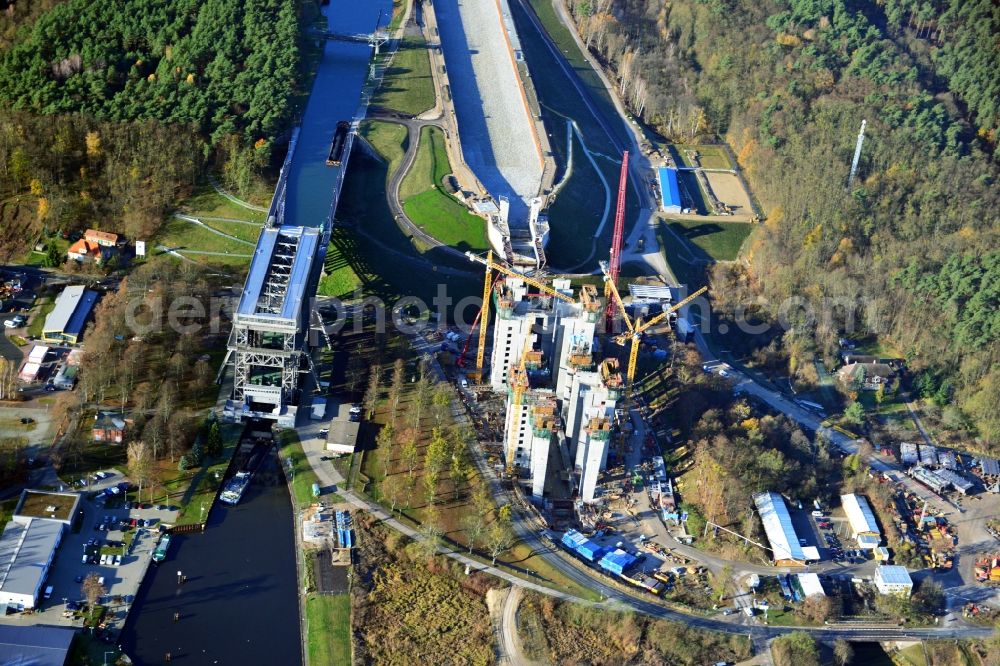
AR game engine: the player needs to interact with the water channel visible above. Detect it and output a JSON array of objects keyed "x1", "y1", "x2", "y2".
[
  {"x1": 119, "y1": 452, "x2": 299, "y2": 665},
  {"x1": 284, "y1": 0, "x2": 391, "y2": 229},
  {"x1": 119, "y1": 0, "x2": 390, "y2": 660}
]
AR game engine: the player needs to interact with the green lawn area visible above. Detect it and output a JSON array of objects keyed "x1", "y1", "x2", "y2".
[
  {"x1": 318, "y1": 243, "x2": 364, "y2": 299},
  {"x1": 278, "y1": 430, "x2": 329, "y2": 508},
  {"x1": 332, "y1": 145, "x2": 480, "y2": 304},
  {"x1": 27, "y1": 295, "x2": 55, "y2": 338},
  {"x1": 359, "y1": 120, "x2": 408, "y2": 177},
  {"x1": 400, "y1": 126, "x2": 487, "y2": 251},
  {"x1": 665, "y1": 217, "x2": 753, "y2": 261},
  {"x1": 19, "y1": 235, "x2": 69, "y2": 266},
  {"x1": 199, "y1": 218, "x2": 262, "y2": 244},
  {"x1": 305, "y1": 593, "x2": 352, "y2": 666},
  {"x1": 655, "y1": 223, "x2": 708, "y2": 288},
  {"x1": 670, "y1": 144, "x2": 733, "y2": 170},
  {"x1": 374, "y1": 36, "x2": 435, "y2": 117},
  {"x1": 0, "y1": 498, "x2": 17, "y2": 530},
  {"x1": 167, "y1": 423, "x2": 242, "y2": 527},
  {"x1": 154, "y1": 217, "x2": 254, "y2": 270},
  {"x1": 387, "y1": 0, "x2": 406, "y2": 31},
  {"x1": 178, "y1": 185, "x2": 267, "y2": 223}
]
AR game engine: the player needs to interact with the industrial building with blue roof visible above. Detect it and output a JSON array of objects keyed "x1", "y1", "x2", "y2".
[{"x1": 657, "y1": 167, "x2": 682, "y2": 214}]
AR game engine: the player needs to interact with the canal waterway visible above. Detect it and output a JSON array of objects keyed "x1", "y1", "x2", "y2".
[
  {"x1": 120, "y1": 0, "x2": 393, "y2": 660},
  {"x1": 283, "y1": 0, "x2": 391, "y2": 229},
  {"x1": 119, "y1": 450, "x2": 300, "y2": 665}
]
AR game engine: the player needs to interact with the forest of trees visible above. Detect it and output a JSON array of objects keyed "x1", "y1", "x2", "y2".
[
  {"x1": 0, "y1": 0, "x2": 299, "y2": 153},
  {"x1": 569, "y1": 0, "x2": 1000, "y2": 449},
  {"x1": 0, "y1": 0, "x2": 306, "y2": 257},
  {"x1": 0, "y1": 110, "x2": 202, "y2": 258}
]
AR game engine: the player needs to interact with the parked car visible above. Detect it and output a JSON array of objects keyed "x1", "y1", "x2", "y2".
[{"x1": 3, "y1": 315, "x2": 26, "y2": 328}]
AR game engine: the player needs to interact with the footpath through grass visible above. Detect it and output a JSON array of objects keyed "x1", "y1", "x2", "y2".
[
  {"x1": 374, "y1": 36, "x2": 435, "y2": 117},
  {"x1": 178, "y1": 185, "x2": 267, "y2": 223},
  {"x1": 305, "y1": 593, "x2": 352, "y2": 666},
  {"x1": 400, "y1": 126, "x2": 487, "y2": 251}
]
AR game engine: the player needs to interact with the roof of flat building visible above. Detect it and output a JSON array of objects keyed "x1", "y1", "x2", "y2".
[
  {"x1": 0, "y1": 519, "x2": 63, "y2": 599},
  {"x1": 841, "y1": 493, "x2": 880, "y2": 536},
  {"x1": 14, "y1": 490, "x2": 80, "y2": 523},
  {"x1": 753, "y1": 491, "x2": 805, "y2": 562},
  {"x1": 0, "y1": 624, "x2": 76, "y2": 666},
  {"x1": 42, "y1": 285, "x2": 97, "y2": 339},
  {"x1": 657, "y1": 167, "x2": 681, "y2": 209},
  {"x1": 875, "y1": 565, "x2": 913, "y2": 586}
]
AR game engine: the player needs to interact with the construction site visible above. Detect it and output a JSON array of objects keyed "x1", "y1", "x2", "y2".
[{"x1": 453, "y1": 152, "x2": 706, "y2": 547}]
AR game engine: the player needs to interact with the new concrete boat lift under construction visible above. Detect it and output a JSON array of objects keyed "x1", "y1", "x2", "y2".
[{"x1": 435, "y1": 0, "x2": 555, "y2": 269}]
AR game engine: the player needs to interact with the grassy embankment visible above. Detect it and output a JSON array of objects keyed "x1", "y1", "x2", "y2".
[
  {"x1": 306, "y1": 594, "x2": 352, "y2": 666},
  {"x1": 26, "y1": 295, "x2": 55, "y2": 338},
  {"x1": 373, "y1": 36, "x2": 435, "y2": 117},
  {"x1": 400, "y1": 126, "x2": 488, "y2": 251},
  {"x1": 513, "y1": 0, "x2": 638, "y2": 269},
  {"x1": 278, "y1": 429, "x2": 350, "y2": 666},
  {"x1": 665, "y1": 218, "x2": 754, "y2": 262},
  {"x1": 330, "y1": 124, "x2": 479, "y2": 305},
  {"x1": 155, "y1": 187, "x2": 265, "y2": 270}
]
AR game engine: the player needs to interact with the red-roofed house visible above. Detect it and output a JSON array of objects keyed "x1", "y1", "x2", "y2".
[
  {"x1": 66, "y1": 239, "x2": 102, "y2": 263},
  {"x1": 84, "y1": 229, "x2": 119, "y2": 247}
]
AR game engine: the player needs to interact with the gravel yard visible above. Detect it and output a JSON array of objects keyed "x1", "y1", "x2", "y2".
[{"x1": 434, "y1": 0, "x2": 543, "y2": 224}]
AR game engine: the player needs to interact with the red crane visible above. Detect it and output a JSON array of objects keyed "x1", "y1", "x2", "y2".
[{"x1": 604, "y1": 150, "x2": 629, "y2": 331}]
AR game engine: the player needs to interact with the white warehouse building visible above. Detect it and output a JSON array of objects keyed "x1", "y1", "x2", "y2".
[
  {"x1": 841, "y1": 493, "x2": 882, "y2": 549},
  {"x1": 753, "y1": 491, "x2": 808, "y2": 566},
  {"x1": 0, "y1": 519, "x2": 64, "y2": 610}
]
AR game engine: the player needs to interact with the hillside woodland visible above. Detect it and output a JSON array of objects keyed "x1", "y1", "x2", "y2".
[
  {"x1": 0, "y1": 0, "x2": 304, "y2": 257},
  {"x1": 568, "y1": 0, "x2": 1000, "y2": 448}
]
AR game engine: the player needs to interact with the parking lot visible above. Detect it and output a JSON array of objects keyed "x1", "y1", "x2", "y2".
[{"x1": 5, "y1": 471, "x2": 181, "y2": 636}]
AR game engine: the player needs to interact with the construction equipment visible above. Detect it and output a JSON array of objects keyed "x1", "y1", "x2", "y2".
[
  {"x1": 458, "y1": 259, "x2": 502, "y2": 379},
  {"x1": 600, "y1": 263, "x2": 708, "y2": 389},
  {"x1": 465, "y1": 250, "x2": 575, "y2": 381},
  {"x1": 604, "y1": 151, "x2": 629, "y2": 331}
]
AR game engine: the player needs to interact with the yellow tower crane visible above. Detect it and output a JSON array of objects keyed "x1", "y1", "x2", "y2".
[
  {"x1": 600, "y1": 262, "x2": 707, "y2": 390},
  {"x1": 465, "y1": 251, "x2": 575, "y2": 381}
]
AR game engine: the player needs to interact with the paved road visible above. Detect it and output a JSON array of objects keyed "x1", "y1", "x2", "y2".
[
  {"x1": 500, "y1": 585, "x2": 538, "y2": 666},
  {"x1": 373, "y1": 114, "x2": 471, "y2": 264}
]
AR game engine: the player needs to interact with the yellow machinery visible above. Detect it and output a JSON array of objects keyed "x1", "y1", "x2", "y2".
[
  {"x1": 601, "y1": 263, "x2": 708, "y2": 390},
  {"x1": 465, "y1": 251, "x2": 575, "y2": 381}
]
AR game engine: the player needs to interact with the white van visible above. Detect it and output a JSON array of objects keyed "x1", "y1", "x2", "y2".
[{"x1": 43, "y1": 585, "x2": 53, "y2": 600}]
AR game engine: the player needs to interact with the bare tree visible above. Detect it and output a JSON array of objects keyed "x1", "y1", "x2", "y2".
[
  {"x1": 363, "y1": 365, "x2": 381, "y2": 418},
  {"x1": 381, "y1": 473, "x2": 408, "y2": 514},
  {"x1": 0, "y1": 359, "x2": 16, "y2": 400},
  {"x1": 81, "y1": 573, "x2": 106, "y2": 610},
  {"x1": 127, "y1": 440, "x2": 152, "y2": 501},
  {"x1": 461, "y1": 513, "x2": 486, "y2": 554},
  {"x1": 388, "y1": 358, "x2": 405, "y2": 420},
  {"x1": 400, "y1": 430, "x2": 419, "y2": 478}
]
